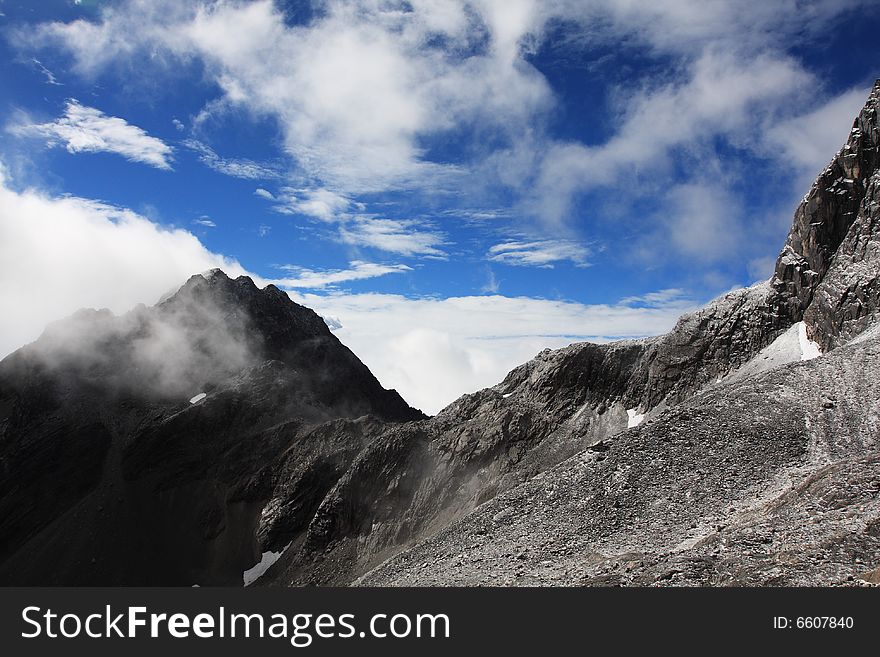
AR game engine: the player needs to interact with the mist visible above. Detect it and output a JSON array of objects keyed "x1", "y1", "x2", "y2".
[{"x1": 9, "y1": 273, "x2": 262, "y2": 401}]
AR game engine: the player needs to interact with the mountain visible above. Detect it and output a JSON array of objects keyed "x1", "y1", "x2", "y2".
[
  {"x1": 1, "y1": 81, "x2": 879, "y2": 587},
  {"x1": 0, "y1": 272, "x2": 421, "y2": 585}
]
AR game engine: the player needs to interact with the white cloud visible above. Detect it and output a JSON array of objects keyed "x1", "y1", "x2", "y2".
[
  {"x1": 271, "y1": 260, "x2": 411, "y2": 289},
  {"x1": 555, "y1": 0, "x2": 868, "y2": 57},
  {"x1": 271, "y1": 187, "x2": 355, "y2": 221},
  {"x1": 338, "y1": 216, "x2": 448, "y2": 258},
  {"x1": 0, "y1": 162, "x2": 700, "y2": 415},
  {"x1": 0, "y1": 165, "x2": 246, "y2": 356},
  {"x1": 289, "y1": 289, "x2": 699, "y2": 413},
  {"x1": 488, "y1": 239, "x2": 590, "y2": 267},
  {"x1": 183, "y1": 138, "x2": 279, "y2": 180},
  {"x1": 619, "y1": 288, "x2": 689, "y2": 307},
  {"x1": 13, "y1": 99, "x2": 173, "y2": 170},
  {"x1": 193, "y1": 217, "x2": 216, "y2": 227},
  {"x1": 648, "y1": 182, "x2": 743, "y2": 264},
  {"x1": 481, "y1": 269, "x2": 500, "y2": 294},
  {"x1": 29, "y1": 0, "x2": 545, "y2": 196},
  {"x1": 253, "y1": 187, "x2": 275, "y2": 200}
]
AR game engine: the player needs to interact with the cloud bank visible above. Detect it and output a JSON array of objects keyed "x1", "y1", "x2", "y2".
[{"x1": 0, "y1": 163, "x2": 697, "y2": 413}]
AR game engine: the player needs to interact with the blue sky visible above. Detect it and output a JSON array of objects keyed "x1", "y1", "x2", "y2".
[{"x1": 1, "y1": 0, "x2": 879, "y2": 412}]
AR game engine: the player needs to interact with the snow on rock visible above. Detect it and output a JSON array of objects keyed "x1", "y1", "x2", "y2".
[
  {"x1": 626, "y1": 408, "x2": 645, "y2": 428},
  {"x1": 798, "y1": 322, "x2": 823, "y2": 361},
  {"x1": 189, "y1": 392, "x2": 207, "y2": 404},
  {"x1": 725, "y1": 321, "x2": 819, "y2": 385},
  {"x1": 243, "y1": 544, "x2": 290, "y2": 586}
]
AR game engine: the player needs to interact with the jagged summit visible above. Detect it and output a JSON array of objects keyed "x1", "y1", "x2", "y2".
[{"x1": 773, "y1": 78, "x2": 880, "y2": 328}]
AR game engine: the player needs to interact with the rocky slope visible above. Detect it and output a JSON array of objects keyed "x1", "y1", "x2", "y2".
[
  {"x1": 358, "y1": 325, "x2": 880, "y2": 585},
  {"x1": 2, "y1": 81, "x2": 879, "y2": 587}
]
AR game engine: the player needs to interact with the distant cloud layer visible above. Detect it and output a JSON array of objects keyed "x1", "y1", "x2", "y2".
[
  {"x1": 14, "y1": 99, "x2": 173, "y2": 169},
  {"x1": 290, "y1": 288, "x2": 697, "y2": 414},
  {"x1": 488, "y1": 240, "x2": 590, "y2": 268}
]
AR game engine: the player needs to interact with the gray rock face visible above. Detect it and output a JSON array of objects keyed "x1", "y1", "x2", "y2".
[
  {"x1": 774, "y1": 81, "x2": 880, "y2": 322},
  {"x1": 805, "y1": 128, "x2": 880, "y2": 348}
]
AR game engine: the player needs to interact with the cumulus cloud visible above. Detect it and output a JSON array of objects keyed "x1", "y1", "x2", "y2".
[
  {"x1": 13, "y1": 99, "x2": 173, "y2": 169},
  {"x1": 27, "y1": 0, "x2": 543, "y2": 198},
  {"x1": 271, "y1": 260, "x2": 411, "y2": 289},
  {"x1": 0, "y1": 165, "x2": 246, "y2": 356},
  {"x1": 528, "y1": 50, "x2": 814, "y2": 225},
  {"x1": 289, "y1": 288, "x2": 699, "y2": 413},
  {"x1": 647, "y1": 182, "x2": 743, "y2": 264},
  {"x1": 488, "y1": 239, "x2": 590, "y2": 267}
]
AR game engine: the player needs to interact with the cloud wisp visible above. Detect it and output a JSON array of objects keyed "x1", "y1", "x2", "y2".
[
  {"x1": 488, "y1": 239, "x2": 590, "y2": 268},
  {"x1": 183, "y1": 138, "x2": 280, "y2": 180},
  {"x1": 13, "y1": 99, "x2": 173, "y2": 169},
  {"x1": 271, "y1": 260, "x2": 412, "y2": 289}
]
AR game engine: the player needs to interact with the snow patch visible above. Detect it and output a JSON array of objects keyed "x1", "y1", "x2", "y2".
[
  {"x1": 502, "y1": 392, "x2": 513, "y2": 398},
  {"x1": 798, "y1": 322, "x2": 822, "y2": 361},
  {"x1": 243, "y1": 543, "x2": 290, "y2": 586},
  {"x1": 626, "y1": 408, "x2": 644, "y2": 428},
  {"x1": 189, "y1": 392, "x2": 207, "y2": 404}
]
